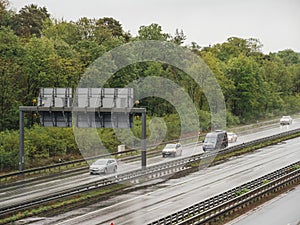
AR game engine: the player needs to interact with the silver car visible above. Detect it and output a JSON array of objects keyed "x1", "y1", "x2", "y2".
[
  {"x1": 162, "y1": 143, "x2": 183, "y2": 157},
  {"x1": 227, "y1": 132, "x2": 238, "y2": 143},
  {"x1": 90, "y1": 158, "x2": 117, "y2": 175},
  {"x1": 280, "y1": 116, "x2": 292, "y2": 125}
]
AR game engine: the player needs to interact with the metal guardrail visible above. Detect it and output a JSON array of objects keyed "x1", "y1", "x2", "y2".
[
  {"x1": 219, "y1": 127, "x2": 300, "y2": 155},
  {"x1": 3, "y1": 116, "x2": 298, "y2": 182},
  {"x1": 1, "y1": 128, "x2": 300, "y2": 217},
  {"x1": 230, "y1": 114, "x2": 300, "y2": 134},
  {"x1": 2, "y1": 123, "x2": 299, "y2": 183},
  {"x1": 0, "y1": 134, "x2": 200, "y2": 182},
  {"x1": 3, "y1": 116, "x2": 299, "y2": 182},
  {"x1": 0, "y1": 158, "x2": 189, "y2": 216},
  {"x1": 148, "y1": 161, "x2": 300, "y2": 225}
]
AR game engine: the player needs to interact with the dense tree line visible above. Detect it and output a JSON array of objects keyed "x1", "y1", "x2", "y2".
[{"x1": 1, "y1": 1, "x2": 300, "y2": 171}]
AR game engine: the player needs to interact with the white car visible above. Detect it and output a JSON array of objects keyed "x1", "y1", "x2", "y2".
[
  {"x1": 162, "y1": 143, "x2": 182, "y2": 157},
  {"x1": 227, "y1": 132, "x2": 238, "y2": 143},
  {"x1": 90, "y1": 158, "x2": 117, "y2": 175},
  {"x1": 280, "y1": 116, "x2": 293, "y2": 125}
]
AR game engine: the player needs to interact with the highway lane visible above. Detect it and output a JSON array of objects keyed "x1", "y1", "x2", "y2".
[
  {"x1": 227, "y1": 185, "x2": 300, "y2": 225},
  {"x1": 1, "y1": 119, "x2": 299, "y2": 216},
  {"x1": 48, "y1": 137, "x2": 300, "y2": 225}
]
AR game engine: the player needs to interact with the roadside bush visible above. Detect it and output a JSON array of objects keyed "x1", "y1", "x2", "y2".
[{"x1": 0, "y1": 130, "x2": 19, "y2": 171}]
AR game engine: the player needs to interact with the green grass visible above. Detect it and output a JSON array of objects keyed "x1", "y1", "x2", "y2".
[
  {"x1": 2, "y1": 132, "x2": 300, "y2": 224},
  {"x1": 262, "y1": 179, "x2": 270, "y2": 185},
  {"x1": 235, "y1": 188, "x2": 250, "y2": 197},
  {"x1": 292, "y1": 164, "x2": 300, "y2": 170},
  {"x1": 0, "y1": 183, "x2": 126, "y2": 225}
]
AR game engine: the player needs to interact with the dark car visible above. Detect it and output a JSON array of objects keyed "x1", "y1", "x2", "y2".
[{"x1": 202, "y1": 130, "x2": 228, "y2": 151}]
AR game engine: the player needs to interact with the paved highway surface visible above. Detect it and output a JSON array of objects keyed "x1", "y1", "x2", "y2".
[
  {"x1": 3, "y1": 119, "x2": 299, "y2": 224},
  {"x1": 15, "y1": 128, "x2": 300, "y2": 224},
  {"x1": 227, "y1": 185, "x2": 300, "y2": 225},
  {"x1": 53, "y1": 137, "x2": 300, "y2": 225},
  {"x1": 1, "y1": 120, "x2": 299, "y2": 209}
]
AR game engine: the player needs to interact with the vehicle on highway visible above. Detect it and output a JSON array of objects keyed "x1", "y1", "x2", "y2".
[
  {"x1": 227, "y1": 132, "x2": 238, "y2": 143},
  {"x1": 90, "y1": 158, "x2": 117, "y2": 175},
  {"x1": 203, "y1": 130, "x2": 228, "y2": 151},
  {"x1": 280, "y1": 116, "x2": 293, "y2": 125},
  {"x1": 162, "y1": 143, "x2": 183, "y2": 157}
]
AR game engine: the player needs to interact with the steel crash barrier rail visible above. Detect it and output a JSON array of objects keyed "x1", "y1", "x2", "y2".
[
  {"x1": 1, "y1": 127, "x2": 300, "y2": 217},
  {"x1": 1, "y1": 126, "x2": 300, "y2": 183},
  {"x1": 0, "y1": 134, "x2": 201, "y2": 182},
  {"x1": 0, "y1": 156, "x2": 198, "y2": 216},
  {"x1": 148, "y1": 161, "x2": 300, "y2": 225}
]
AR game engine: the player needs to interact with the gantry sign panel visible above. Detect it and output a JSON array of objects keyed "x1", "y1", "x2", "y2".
[
  {"x1": 75, "y1": 111, "x2": 133, "y2": 128},
  {"x1": 75, "y1": 88, "x2": 134, "y2": 108},
  {"x1": 38, "y1": 88, "x2": 134, "y2": 128},
  {"x1": 38, "y1": 88, "x2": 72, "y2": 107},
  {"x1": 40, "y1": 111, "x2": 72, "y2": 127},
  {"x1": 38, "y1": 88, "x2": 72, "y2": 127}
]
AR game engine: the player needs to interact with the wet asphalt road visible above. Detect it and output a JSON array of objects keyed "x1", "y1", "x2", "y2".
[
  {"x1": 4, "y1": 119, "x2": 300, "y2": 225},
  {"x1": 53, "y1": 137, "x2": 300, "y2": 225},
  {"x1": 227, "y1": 185, "x2": 300, "y2": 225}
]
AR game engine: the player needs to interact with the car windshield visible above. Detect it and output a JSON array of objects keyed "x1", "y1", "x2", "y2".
[
  {"x1": 164, "y1": 144, "x2": 176, "y2": 149},
  {"x1": 282, "y1": 116, "x2": 290, "y2": 119},
  {"x1": 204, "y1": 137, "x2": 216, "y2": 144},
  {"x1": 93, "y1": 160, "x2": 108, "y2": 165}
]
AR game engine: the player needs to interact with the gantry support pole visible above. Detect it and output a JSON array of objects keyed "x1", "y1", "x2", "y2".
[
  {"x1": 141, "y1": 110, "x2": 147, "y2": 170},
  {"x1": 19, "y1": 109, "x2": 25, "y2": 173}
]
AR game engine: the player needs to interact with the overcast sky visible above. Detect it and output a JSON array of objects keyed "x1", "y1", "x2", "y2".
[{"x1": 8, "y1": 0, "x2": 300, "y2": 53}]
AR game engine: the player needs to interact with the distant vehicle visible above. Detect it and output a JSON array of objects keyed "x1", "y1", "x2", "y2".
[
  {"x1": 90, "y1": 158, "x2": 117, "y2": 175},
  {"x1": 227, "y1": 132, "x2": 238, "y2": 143},
  {"x1": 203, "y1": 130, "x2": 228, "y2": 151},
  {"x1": 280, "y1": 116, "x2": 293, "y2": 125},
  {"x1": 162, "y1": 143, "x2": 182, "y2": 157}
]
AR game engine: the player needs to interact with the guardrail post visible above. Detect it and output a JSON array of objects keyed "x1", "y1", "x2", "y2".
[
  {"x1": 19, "y1": 109, "x2": 25, "y2": 174},
  {"x1": 141, "y1": 110, "x2": 146, "y2": 170}
]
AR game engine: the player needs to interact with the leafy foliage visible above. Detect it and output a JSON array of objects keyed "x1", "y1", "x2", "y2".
[
  {"x1": 1, "y1": 2, "x2": 300, "y2": 171},
  {"x1": 13, "y1": 4, "x2": 50, "y2": 38}
]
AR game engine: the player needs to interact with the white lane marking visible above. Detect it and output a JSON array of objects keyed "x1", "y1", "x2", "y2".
[
  {"x1": 147, "y1": 201, "x2": 173, "y2": 212},
  {"x1": 56, "y1": 193, "x2": 147, "y2": 225},
  {"x1": 33, "y1": 179, "x2": 62, "y2": 187}
]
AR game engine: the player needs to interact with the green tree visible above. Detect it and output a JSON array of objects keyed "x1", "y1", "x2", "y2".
[
  {"x1": 277, "y1": 49, "x2": 300, "y2": 65},
  {"x1": 0, "y1": 0, "x2": 8, "y2": 12},
  {"x1": 0, "y1": 27, "x2": 24, "y2": 131},
  {"x1": 13, "y1": 4, "x2": 50, "y2": 38},
  {"x1": 290, "y1": 63, "x2": 300, "y2": 94},
  {"x1": 23, "y1": 36, "x2": 83, "y2": 104},
  {"x1": 75, "y1": 17, "x2": 96, "y2": 40},
  {"x1": 42, "y1": 19, "x2": 82, "y2": 45},
  {"x1": 201, "y1": 51, "x2": 235, "y2": 107},
  {"x1": 0, "y1": 130, "x2": 19, "y2": 170},
  {"x1": 138, "y1": 23, "x2": 170, "y2": 41},
  {"x1": 96, "y1": 17, "x2": 129, "y2": 40},
  {"x1": 94, "y1": 17, "x2": 128, "y2": 49},
  {"x1": 23, "y1": 37, "x2": 55, "y2": 103},
  {"x1": 226, "y1": 55, "x2": 264, "y2": 121},
  {"x1": 173, "y1": 29, "x2": 186, "y2": 45},
  {"x1": 73, "y1": 39, "x2": 106, "y2": 67},
  {"x1": 0, "y1": 0, "x2": 15, "y2": 27},
  {"x1": 210, "y1": 37, "x2": 263, "y2": 62}
]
